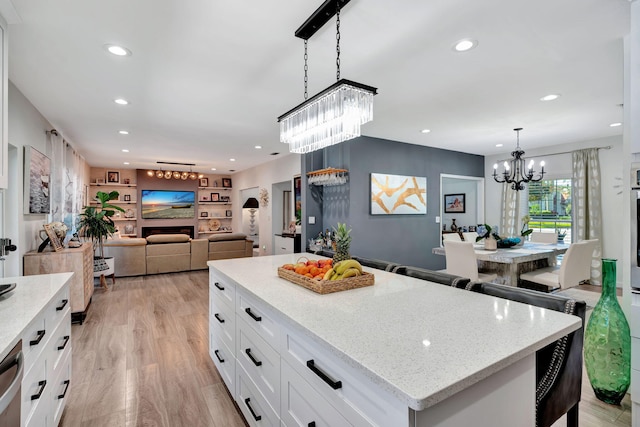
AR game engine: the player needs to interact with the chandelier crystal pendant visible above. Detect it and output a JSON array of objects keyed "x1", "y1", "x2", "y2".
[
  {"x1": 493, "y1": 128, "x2": 545, "y2": 191},
  {"x1": 278, "y1": 0, "x2": 377, "y2": 154}
]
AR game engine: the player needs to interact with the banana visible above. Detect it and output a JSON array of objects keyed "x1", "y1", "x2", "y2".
[
  {"x1": 330, "y1": 272, "x2": 342, "y2": 281},
  {"x1": 341, "y1": 268, "x2": 361, "y2": 279},
  {"x1": 334, "y1": 259, "x2": 362, "y2": 275},
  {"x1": 322, "y1": 268, "x2": 334, "y2": 281}
]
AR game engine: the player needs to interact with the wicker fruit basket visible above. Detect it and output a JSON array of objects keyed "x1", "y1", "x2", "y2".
[{"x1": 277, "y1": 267, "x2": 374, "y2": 295}]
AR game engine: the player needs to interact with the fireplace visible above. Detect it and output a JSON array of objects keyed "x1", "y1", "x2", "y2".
[{"x1": 142, "y1": 226, "x2": 194, "y2": 239}]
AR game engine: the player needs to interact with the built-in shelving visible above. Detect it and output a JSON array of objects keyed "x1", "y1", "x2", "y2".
[
  {"x1": 112, "y1": 217, "x2": 137, "y2": 221},
  {"x1": 198, "y1": 186, "x2": 231, "y2": 190},
  {"x1": 90, "y1": 200, "x2": 137, "y2": 205},
  {"x1": 198, "y1": 230, "x2": 233, "y2": 235},
  {"x1": 90, "y1": 183, "x2": 137, "y2": 187}
]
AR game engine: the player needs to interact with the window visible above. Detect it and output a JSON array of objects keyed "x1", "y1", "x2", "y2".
[{"x1": 527, "y1": 179, "x2": 572, "y2": 243}]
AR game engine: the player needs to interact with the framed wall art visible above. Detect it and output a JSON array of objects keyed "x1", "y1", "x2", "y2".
[
  {"x1": 24, "y1": 146, "x2": 51, "y2": 214},
  {"x1": 124, "y1": 194, "x2": 131, "y2": 202},
  {"x1": 210, "y1": 193, "x2": 220, "y2": 202},
  {"x1": 199, "y1": 177, "x2": 209, "y2": 187},
  {"x1": 43, "y1": 223, "x2": 64, "y2": 251},
  {"x1": 370, "y1": 173, "x2": 426, "y2": 215},
  {"x1": 444, "y1": 193, "x2": 465, "y2": 213},
  {"x1": 222, "y1": 178, "x2": 232, "y2": 188},
  {"x1": 200, "y1": 194, "x2": 210, "y2": 202},
  {"x1": 107, "y1": 170, "x2": 120, "y2": 183},
  {"x1": 200, "y1": 211, "x2": 208, "y2": 217}
]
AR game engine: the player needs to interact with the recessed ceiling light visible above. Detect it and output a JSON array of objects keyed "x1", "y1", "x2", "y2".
[
  {"x1": 105, "y1": 44, "x2": 132, "y2": 56},
  {"x1": 496, "y1": 143, "x2": 503, "y2": 148},
  {"x1": 123, "y1": 162, "x2": 130, "y2": 165},
  {"x1": 211, "y1": 167, "x2": 217, "y2": 171},
  {"x1": 540, "y1": 94, "x2": 560, "y2": 101},
  {"x1": 230, "y1": 158, "x2": 236, "y2": 162},
  {"x1": 420, "y1": 129, "x2": 431, "y2": 134},
  {"x1": 121, "y1": 149, "x2": 129, "y2": 153},
  {"x1": 255, "y1": 145, "x2": 262, "y2": 149},
  {"x1": 114, "y1": 98, "x2": 129, "y2": 105},
  {"x1": 453, "y1": 39, "x2": 477, "y2": 52},
  {"x1": 119, "y1": 130, "x2": 129, "y2": 135},
  {"x1": 609, "y1": 122, "x2": 622, "y2": 127}
]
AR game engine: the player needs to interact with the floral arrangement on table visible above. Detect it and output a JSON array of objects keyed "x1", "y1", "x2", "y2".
[
  {"x1": 520, "y1": 215, "x2": 533, "y2": 239},
  {"x1": 557, "y1": 229, "x2": 567, "y2": 241},
  {"x1": 476, "y1": 224, "x2": 521, "y2": 248}
]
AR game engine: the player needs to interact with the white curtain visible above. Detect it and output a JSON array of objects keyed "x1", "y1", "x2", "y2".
[
  {"x1": 572, "y1": 148, "x2": 603, "y2": 285},
  {"x1": 47, "y1": 131, "x2": 86, "y2": 242},
  {"x1": 500, "y1": 183, "x2": 520, "y2": 237}
]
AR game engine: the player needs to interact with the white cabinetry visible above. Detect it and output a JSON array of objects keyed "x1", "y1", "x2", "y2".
[
  {"x1": 274, "y1": 235, "x2": 294, "y2": 255},
  {"x1": 21, "y1": 283, "x2": 72, "y2": 427},
  {"x1": 0, "y1": 13, "x2": 7, "y2": 189},
  {"x1": 631, "y1": 291, "x2": 639, "y2": 427}
]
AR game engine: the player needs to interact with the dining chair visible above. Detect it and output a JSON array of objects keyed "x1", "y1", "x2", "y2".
[
  {"x1": 519, "y1": 239, "x2": 597, "y2": 291},
  {"x1": 530, "y1": 231, "x2": 558, "y2": 244},
  {"x1": 442, "y1": 233, "x2": 462, "y2": 242},
  {"x1": 462, "y1": 231, "x2": 478, "y2": 242},
  {"x1": 443, "y1": 240, "x2": 497, "y2": 283}
]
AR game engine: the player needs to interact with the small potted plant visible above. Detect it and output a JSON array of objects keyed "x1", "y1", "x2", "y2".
[
  {"x1": 78, "y1": 190, "x2": 124, "y2": 287},
  {"x1": 519, "y1": 215, "x2": 533, "y2": 245},
  {"x1": 557, "y1": 229, "x2": 567, "y2": 243},
  {"x1": 476, "y1": 224, "x2": 499, "y2": 250}
]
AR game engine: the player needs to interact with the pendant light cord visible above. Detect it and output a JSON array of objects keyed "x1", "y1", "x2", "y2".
[
  {"x1": 304, "y1": 40, "x2": 309, "y2": 100},
  {"x1": 336, "y1": 2, "x2": 341, "y2": 80}
]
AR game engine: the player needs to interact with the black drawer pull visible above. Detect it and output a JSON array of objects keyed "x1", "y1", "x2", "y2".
[
  {"x1": 307, "y1": 359, "x2": 342, "y2": 390},
  {"x1": 245, "y1": 307, "x2": 262, "y2": 322},
  {"x1": 309, "y1": 423, "x2": 316, "y2": 427},
  {"x1": 244, "y1": 398, "x2": 262, "y2": 421},
  {"x1": 214, "y1": 313, "x2": 225, "y2": 323},
  {"x1": 31, "y1": 380, "x2": 46, "y2": 400},
  {"x1": 214, "y1": 282, "x2": 225, "y2": 291},
  {"x1": 245, "y1": 348, "x2": 262, "y2": 367},
  {"x1": 57, "y1": 380, "x2": 70, "y2": 399},
  {"x1": 214, "y1": 349, "x2": 225, "y2": 363},
  {"x1": 58, "y1": 335, "x2": 70, "y2": 351},
  {"x1": 30, "y1": 330, "x2": 46, "y2": 346},
  {"x1": 56, "y1": 299, "x2": 68, "y2": 311}
]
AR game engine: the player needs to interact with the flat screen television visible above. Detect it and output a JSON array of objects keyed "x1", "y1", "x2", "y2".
[{"x1": 141, "y1": 190, "x2": 195, "y2": 219}]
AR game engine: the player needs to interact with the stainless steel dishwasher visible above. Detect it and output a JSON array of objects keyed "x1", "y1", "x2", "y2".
[{"x1": 0, "y1": 340, "x2": 22, "y2": 427}]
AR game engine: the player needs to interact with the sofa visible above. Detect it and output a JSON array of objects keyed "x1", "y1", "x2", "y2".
[{"x1": 103, "y1": 232, "x2": 253, "y2": 277}]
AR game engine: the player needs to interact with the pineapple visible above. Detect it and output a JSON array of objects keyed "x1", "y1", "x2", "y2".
[{"x1": 332, "y1": 222, "x2": 352, "y2": 263}]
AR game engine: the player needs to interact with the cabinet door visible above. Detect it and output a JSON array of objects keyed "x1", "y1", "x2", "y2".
[{"x1": 0, "y1": 14, "x2": 7, "y2": 189}]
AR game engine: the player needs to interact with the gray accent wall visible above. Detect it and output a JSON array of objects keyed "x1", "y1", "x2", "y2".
[{"x1": 304, "y1": 136, "x2": 484, "y2": 270}]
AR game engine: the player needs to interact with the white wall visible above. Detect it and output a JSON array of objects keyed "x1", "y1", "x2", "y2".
[
  {"x1": 232, "y1": 154, "x2": 300, "y2": 255},
  {"x1": 484, "y1": 135, "x2": 624, "y2": 281}
]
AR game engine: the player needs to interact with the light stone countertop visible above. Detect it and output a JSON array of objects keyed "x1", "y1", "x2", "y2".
[
  {"x1": 208, "y1": 254, "x2": 581, "y2": 411},
  {"x1": 0, "y1": 272, "x2": 73, "y2": 359}
]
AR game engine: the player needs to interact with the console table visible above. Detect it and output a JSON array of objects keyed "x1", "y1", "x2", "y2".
[{"x1": 23, "y1": 242, "x2": 94, "y2": 324}]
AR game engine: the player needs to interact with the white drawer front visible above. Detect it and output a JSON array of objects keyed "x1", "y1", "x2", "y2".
[
  {"x1": 282, "y1": 326, "x2": 405, "y2": 427},
  {"x1": 236, "y1": 364, "x2": 280, "y2": 427},
  {"x1": 210, "y1": 296, "x2": 236, "y2": 354},
  {"x1": 48, "y1": 313, "x2": 72, "y2": 377},
  {"x1": 22, "y1": 354, "x2": 48, "y2": 427},
  {"x1": 236, "y1": 290, "x2": 280, "y2": 350},
  {"x1": 237, "y1": 316, "x2": 280, "y2": 413},
  {"x1": 210, "y1": 333, "x2": 235, "y2": 398},
  {"x1": 47, "y1": 286, "x2": 71, "y2": 331},
  {"x1": 51, "y1": 349, "x2": 72, "y2": 427},
  {"x1": 210, "y1": 270, "x2": 236, "y2": 310},
  {"x1": 21, "y1": 314, "x2": 47, "y2": 374},
  {"x1": 281, "y1": 359, "x2": 352, "y2": 427},
  {"x1": 631, "y1": 368, "x2": 640, "y2": 398},
  {"x1": 633, "y1": 337, "x2": 639, "y2": 371}
]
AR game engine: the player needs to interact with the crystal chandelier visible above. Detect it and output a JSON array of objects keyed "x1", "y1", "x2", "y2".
[
  {"x1": 493, "y1": 128, "x2": 545, "y2": 191},
  {"x1": 278, "y1": 0, "x2": 377, "y2": 154}
]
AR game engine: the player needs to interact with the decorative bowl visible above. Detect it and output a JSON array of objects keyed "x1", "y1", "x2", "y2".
[{"x1": 496, "y1": 237, "x2": 521, "y2": 248}]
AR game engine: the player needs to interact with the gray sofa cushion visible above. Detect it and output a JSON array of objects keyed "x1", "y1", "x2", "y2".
[
  {"x1": 208, "y1": 233, "x2": 247, "y2": 242},
  {"x1": 146, "y1": 233, "x2": 191, "y2": 244}
]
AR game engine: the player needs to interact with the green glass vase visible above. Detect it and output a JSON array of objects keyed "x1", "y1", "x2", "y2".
[{"x1": 583, "y1": 258, "x2": 631, "y2": 405}]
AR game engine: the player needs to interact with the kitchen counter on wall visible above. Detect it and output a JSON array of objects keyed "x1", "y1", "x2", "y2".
[
  {"x1": 208, "y1": 254, "x2": 580, "y2": 420},
  {"x1": 0, "y1": 272, "x2": 73, "y2": 359}
]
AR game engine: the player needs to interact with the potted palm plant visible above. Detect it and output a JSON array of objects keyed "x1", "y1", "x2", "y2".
[{"x1": 79, "y1": 190, "x2": 124, "y2": 286}]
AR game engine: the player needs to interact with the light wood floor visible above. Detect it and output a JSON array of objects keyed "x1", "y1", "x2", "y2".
[{"x1": 60, "y1": 271, "x2": 632, "y2": 427}]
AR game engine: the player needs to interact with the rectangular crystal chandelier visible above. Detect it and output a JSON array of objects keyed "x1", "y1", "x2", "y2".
[{"x1": 278, "y1": 79, "x2": 377, "y2": 154}]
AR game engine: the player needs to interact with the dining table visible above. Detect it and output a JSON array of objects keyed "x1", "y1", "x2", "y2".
[{"x1": 432, "y1": 241, "x2": 569, "y2": 286}]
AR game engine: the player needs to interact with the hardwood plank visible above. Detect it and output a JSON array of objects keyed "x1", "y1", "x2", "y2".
[
  {"x1": 95, "y1": 324, "x2": 127, "y2": 371},
  {"x1": 81, "y1": 410, "x2": 126, "y2": 427},
  {"x1": 80, "y1": 366, "x2": 127, "y2": 421},
  {"x1": 125, "y1": 364, "x2": 170, "y2": 427},
  {"x1": 202, "y1": 383, "x2": 247, "y2": 427}
]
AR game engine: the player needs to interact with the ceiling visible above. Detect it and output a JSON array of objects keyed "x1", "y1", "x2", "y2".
[{"x1": 2, "y1": 0, "x2": 631, "y2": 174}]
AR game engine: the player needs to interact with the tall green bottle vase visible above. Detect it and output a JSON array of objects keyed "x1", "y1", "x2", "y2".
[{"x1": 583, "y1": 258, "x2": 631, "y2": 405}]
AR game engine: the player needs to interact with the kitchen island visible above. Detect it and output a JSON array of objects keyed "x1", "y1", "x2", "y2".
[{"x1": 208, "y1": 254, "x2": 581, "y2": 426}]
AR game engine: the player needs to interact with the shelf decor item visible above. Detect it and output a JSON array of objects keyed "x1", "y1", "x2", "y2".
[
  {"x1": 24, "y1": 145, "x2": 51, "y2": 214},
  {"x1": 106, "y1": 170, "x2": 120, "y2": 183},
  {"x1": 584, "y1": 258, "x2": 631, "y2": 405}
]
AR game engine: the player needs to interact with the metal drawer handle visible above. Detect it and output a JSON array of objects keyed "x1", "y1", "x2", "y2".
[
  {"x1": 214, "y1": 349, "x2": 225, "y2": 363},
  {"x1": 31, "y1": 380, "x2": 46, "y2": 400},
  {"x1": 245, "y1": 348, "x2": 262, "y2": 367},
  {"x1": 30, "y1": 330, "x2": 46, "y2": 346},
  {"x1": 56, "y1": 299, "x2": 68, "y2": 311},
  {"x1": 245, "y1": 307, "x2": 262, "y2": 322},
  {"x1": 57, "y1": 380, "x2": 70, "y2": 399},
  {"x1": 58, "y1": 335, "x2": 70, "y2": 351},
  {"x1": 244, "y1": 398, "x2": 262, "y2": 421},
  {"x1": 214, "y1": 282, "x2": 225, "y2": 291},
  {"x1": 307, "y1": 359, "x2": 342, "y2": 390},
  {"x1": 214, "y1": 313, "x2": 225, "y2": 323}
]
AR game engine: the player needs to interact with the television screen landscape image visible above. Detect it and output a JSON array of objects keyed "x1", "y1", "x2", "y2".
[{"x1": 141, "y1": 190, "x2": 195, "y2": 219}]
